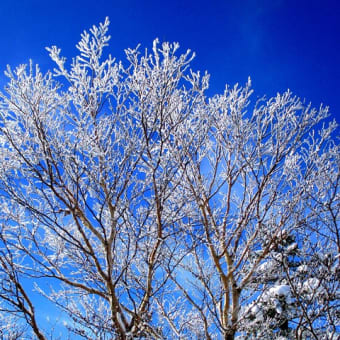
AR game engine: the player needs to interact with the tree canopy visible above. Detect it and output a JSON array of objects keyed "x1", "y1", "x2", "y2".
[{"x1": 0, "y1": 18, "x2": 338, "y2": 339}]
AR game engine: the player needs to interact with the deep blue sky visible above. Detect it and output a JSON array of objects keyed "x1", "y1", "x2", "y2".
[{"x1": 0, "y1": 0, "x2": 339, "y2": 121}]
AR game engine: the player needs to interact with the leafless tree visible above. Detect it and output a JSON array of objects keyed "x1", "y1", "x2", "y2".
[{"x1": 0, "y1": 18, "x2": 338, "y2": 339}]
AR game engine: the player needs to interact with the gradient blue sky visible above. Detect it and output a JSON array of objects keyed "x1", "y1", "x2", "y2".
[{"x1": 0, "y1": 0, "x2": 339, "y2": 123}]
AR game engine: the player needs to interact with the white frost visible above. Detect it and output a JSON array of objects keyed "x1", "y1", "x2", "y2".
[{"x1": 270, "y1": 284, "x2": 291, "y2": 297}]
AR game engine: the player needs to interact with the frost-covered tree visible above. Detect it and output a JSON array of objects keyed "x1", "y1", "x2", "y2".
[{"x1": 0, "y1": 18, "x2": 338, "y2": 339}]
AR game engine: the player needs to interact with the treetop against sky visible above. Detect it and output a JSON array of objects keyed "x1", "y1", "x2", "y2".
[{"x1": 0, "y1": 0, "x2": 339, "y2": 124}]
